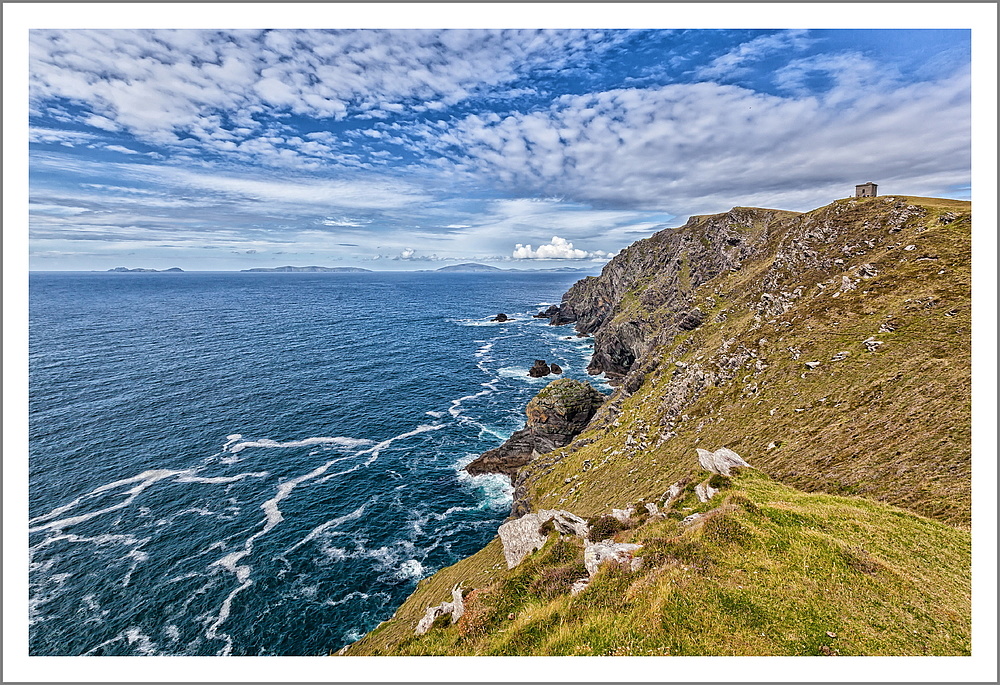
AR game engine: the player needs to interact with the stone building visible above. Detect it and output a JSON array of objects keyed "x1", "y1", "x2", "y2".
[{"x1": 855, "y1": 182, "x2": 878, "y2": 198}]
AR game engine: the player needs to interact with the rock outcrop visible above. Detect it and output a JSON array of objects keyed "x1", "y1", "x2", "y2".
[
  {"x1": 696, "y1": 447, "x2": 750, "y2": 476},
  {"x1": 414, "y1": 584, "x2": 465, "y2": 635},
  {"x1": 534, "y1": 305, "x2": 561, "y2": 319},
  {"x1": 528, "y1": 359, "x2": 552, "y2": 377},
  {"x1": 497, "y1": 509, "x2": 590, "y2": 568},
  {"x1": 583, "y1": 540, "x2": 643, "y2": 577},
  {"x1": 492, "y1": 313, "x2": 509, "y2": 322},
  {"x1": 465, "y1": 379, "x2": 605, "y2": 478}
]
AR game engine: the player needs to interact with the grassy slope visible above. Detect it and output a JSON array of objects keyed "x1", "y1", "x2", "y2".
[
  {"x1": 353, "y1": 471, "x2": 969, "y2": 656},
  {"x1": 345, "y1": 196, "x2": 971, "y2": 656}
]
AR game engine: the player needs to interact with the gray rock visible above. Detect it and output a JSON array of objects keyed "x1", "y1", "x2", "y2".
[
  {"x1": 831, "y1": 351, "x2": 851, "y2": 362},
  {"x1": 663, "y1": 482, "x2": 684, "y2": 510},
  {"x1": 414, "y1": 584, "x2": 465, "y2": 635},
  {"x1": 497, "y1": 509, "x2": 590, "y2": 568},
  {"x1": 681, "y1": 512, "x2": 703, "y2": 525},
  {"x1": 584, "y1": 539, "x2": 643, "y2": 577},
  {"x1": 804, "y1": 361, "x2": 821, "y2": 369},
  {"x1": 644, "y1": 502, "x2": 660, "y2": 517},
  {"x1": 863, "y1": 337, "x2": 883, "y2": 352},
  {"x1": 696, "y1": 447, "x2": 751, "y2": 476},
  {"x1": 856, "y1": 263, "x2": 879, "y2": 279},
  {"x1": 611, "y1": 507, "x2": 635, "y2": 523},
  {"x1": 695, "y1": 480, "x2": 718, "y2": 503},
  {"x1": 570, "y1": 577, "x2": 591, "y2": 595}
]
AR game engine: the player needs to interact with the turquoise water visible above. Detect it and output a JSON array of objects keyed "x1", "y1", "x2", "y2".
[{"x1": 28, "y1": 271, "x2": 605, "y2": 655}]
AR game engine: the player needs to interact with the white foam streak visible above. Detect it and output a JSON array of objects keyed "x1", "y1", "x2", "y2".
[
  {"x1": 324, "y1": 591, "x2": 370, "y2": 608},
  {"x1": 448, "y1": 384, "x2": 494, "y2": 417},
  {"x1": 283, "y1": 498, "x2": 374, "y2": 557},
  {"x1": 175, "y1": 471, "x2": 268, "y2": 484},
  {"x1": 227, "y1": 436, "x2": 372, "y2": 454},
  {"x1": 204, "y1": 426, "x2": 428, "y2": 647},
  {"x1": 317, "y1": 423, "x2": 444, "y2": 483},
  {"x1": 28, "y1": 469, "x2": 190, "y2": 533},
  {"x1": 83, "y1": 627, "x2": 159, "y2": 656}
]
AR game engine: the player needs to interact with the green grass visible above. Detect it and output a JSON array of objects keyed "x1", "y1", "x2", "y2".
[{"x1": 347, "y1": 470, "x2": 969, "y2": 656}]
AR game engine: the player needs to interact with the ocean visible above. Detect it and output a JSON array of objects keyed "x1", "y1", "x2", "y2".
[{"x1": 27, "y1": 270, "x2": 607, "y2": 656}]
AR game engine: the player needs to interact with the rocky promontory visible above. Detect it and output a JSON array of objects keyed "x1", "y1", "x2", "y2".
[{"x1": 464, "y1": 378, "x2": 605, "y2": 480}]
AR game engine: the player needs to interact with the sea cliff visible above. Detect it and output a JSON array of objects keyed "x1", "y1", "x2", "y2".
[{"x1": 344, "y1": 195, "x2": 972, "y2": 656}]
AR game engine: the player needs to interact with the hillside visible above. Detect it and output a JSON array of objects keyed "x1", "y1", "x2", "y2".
[{"x1": 344, "y1": 195, "x2": 971, "y2": 656}]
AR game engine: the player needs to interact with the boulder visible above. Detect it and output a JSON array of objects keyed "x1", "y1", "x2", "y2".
[
  {"x1": 696, "y1": 447, "x2": 750, "y2": 476},
  {"x1": 804, "y1": 361, "x2": 821, "y2": 369},
  {"x1": 465, "y1": 379, "x2": 605, "y2": 478},
  {"x1": 549, "y1": 362, "x2": 563, "y2": 374},
  {"x1": 497, "y1": 509, "x2": 590, "y2": 568},
  {"x1": 663, "y1": 482, "x2": 684, "y2": 510},
  {"x1": 583, "y1": 539, "x2": 643, "y2": 577},
  {"x1": 863, "y1": 337, "x2": 883, "y2": 352},
  {"x1": 695, "y1": 479, "x2": 718, "y2": 503},
  {"x1": 534, "y1": 305, "x2": 561, "y2": 319},
  {"x1": 676, "y1": 308, "x2": 705, "y2": 331},
  {"x1": 831, "y1": 351, "x2": 851, "y2": 362},
  {"x1": 528, "y1": 359, "x2": 552, "y2": 377},
  {"x1": 491, "y1": 313, "x2": 509, "y2": 322},
  {"x1": 611, "y1": 507, "x2": 635, "y2": 523},
  {"x1": 414, "y1": 584, "x2": 466, "y2": 635}
]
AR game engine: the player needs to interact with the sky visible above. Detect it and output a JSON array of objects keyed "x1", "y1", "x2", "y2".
[{"x1": 26, "y1": 27, "x2": 973, "y2": 271}]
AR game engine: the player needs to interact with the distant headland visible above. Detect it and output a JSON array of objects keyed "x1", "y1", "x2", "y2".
[
  {"x1": 108, "y1": 267, "x2": 184, "y2": 272},
  {"x1": 240, "y1": 266, "x2": 373, "y2": 273},
  {"x1": 425, "y1": 262, "x2": 595, "y2": 273}
]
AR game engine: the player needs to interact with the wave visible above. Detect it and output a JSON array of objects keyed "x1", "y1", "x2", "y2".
[
  {"x1": 317, "y1": 423, "x2": 444, "y2": 483},
  {"x1": 175, "y1": 471, "x2": 268, "y2": 484},
  {"x1": 453, "y1": 454, "x2": 514, "y2": 511}
]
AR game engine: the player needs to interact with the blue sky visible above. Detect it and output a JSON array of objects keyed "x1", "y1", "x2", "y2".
[{"x1": 27, "y1": 28, "x2": 972, "y2": 270}]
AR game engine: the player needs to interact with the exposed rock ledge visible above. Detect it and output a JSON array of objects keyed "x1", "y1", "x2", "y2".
[
  {"x1": 497, "y1": 509, "x2": 590, "y2": 568},
  {"x1": 464, "y1": 378, "x2": 605, "y2": 479}
]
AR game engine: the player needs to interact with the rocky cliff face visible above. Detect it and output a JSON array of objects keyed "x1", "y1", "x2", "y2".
[
  {"x1": 551, "y1": 207, "x2": 801, "y2": 382},
  {"x1": 537, "y1": 195, "x2": 971, "y2": 524}
]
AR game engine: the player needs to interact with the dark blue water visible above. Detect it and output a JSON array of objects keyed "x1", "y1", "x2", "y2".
[{"x1": 28, "y1": 271, "x2": 606, "y2": 656}]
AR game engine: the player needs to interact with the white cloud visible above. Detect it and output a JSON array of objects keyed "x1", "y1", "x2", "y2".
[
  {"x1": 29, "y1": 127, "x2": 95, "y2": 146},
  {"x1": 104, "y1": 144, "x2": 143, "y2": 155},
  {"x1": 424, "y1": 68, "x2": 971, "y2": 215},
  {"x1": 322, "y1": 217, "x2": 370, "y2": 227},
  {"x1": 28, "y1": 29, "x2": 625, "y2": 163},
  {"x1": 512, "y1": 236, "x2": 591, "y2": 260},
  {"x1": 694, "y1": 30, "x2": 811, "y2": 80}
]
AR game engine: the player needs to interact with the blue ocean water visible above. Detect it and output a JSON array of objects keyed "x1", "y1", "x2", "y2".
[{"x1": 27, "y1": 271, "x2": 606, "y2": 656}]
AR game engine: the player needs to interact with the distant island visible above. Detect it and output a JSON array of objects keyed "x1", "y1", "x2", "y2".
[
  {"x1": 434, "y1": 262, "x2": 505, "y2": 273},
  {"x1": 424, "y1": 263, "x2": 597, "y2": 273},
  {"x1": 240, "y1": 266, "x2": 373, "y2": 273},
  {"x1": 108, "y1": 267, "x2": 184, "y2": 272}
]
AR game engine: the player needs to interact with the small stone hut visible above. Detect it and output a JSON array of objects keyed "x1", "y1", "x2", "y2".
[{"x1": 855, "y1": 182, "x2": 878, "y2": 198}]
